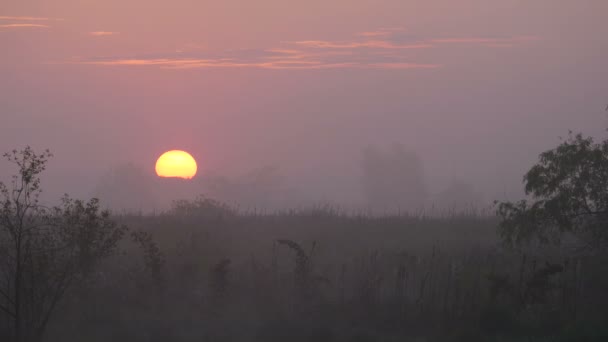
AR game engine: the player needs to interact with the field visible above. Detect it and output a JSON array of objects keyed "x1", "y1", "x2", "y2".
[{"x1": 41, "y1": 202, "x2": 608, "y2": 342}]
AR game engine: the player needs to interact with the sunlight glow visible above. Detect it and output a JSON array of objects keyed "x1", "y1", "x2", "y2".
[{"x1": 155, "y1": 150, "x2": 197, "y2": 179}]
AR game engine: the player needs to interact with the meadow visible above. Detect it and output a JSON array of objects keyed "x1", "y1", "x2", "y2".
[{"x1": 41, "y1": 200, "x2": 608, "y2": 342}]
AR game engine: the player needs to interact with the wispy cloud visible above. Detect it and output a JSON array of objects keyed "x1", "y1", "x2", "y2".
[
  {"x1": 90, "y1": 31, "x2": 119, "y2": 36},
  {"x1": 0, "y1": 15, "x2": 61, "y2": 30},
  {"x1": 368, "y1": 62, "x2": 440, "y2": 69},
  {"x1": 0, "y1": 23, "x2": 49, "y2": 28},
  {"x1": 293, "y1": 40, "x2": 431, "y2": 50},
  {"x1": 430, "y1": 36, "x2": 539, "y2": 44},
  {"x1": 357, "y1": 27, "x2": 406, "y2": 38},
  {"x1": 266, "y1": 48, "x2": 302, "y2": 55},
  {"x1": 71, "y1": 28, "x2": 538, "y2": 71},
  {"x1": 291, "y1": 33, "x2": 538, "y2": 52},
  {"x1": 0, "y1": 16, "x2": 62, "y2": 21},
  {"x1": 357, "y1": 31, "x2": 391, "y2": 38},
  {"x1": 76, "y1": 57, "x2": 441, "y2": 70}
]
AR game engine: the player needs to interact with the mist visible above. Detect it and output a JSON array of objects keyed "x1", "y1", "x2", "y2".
[
  {"x1": 2, "y1": 1, "x2": 608, "y2": 341},
  {"x1": 2, "y1": 0, "x2": 607, "y2": 212}
]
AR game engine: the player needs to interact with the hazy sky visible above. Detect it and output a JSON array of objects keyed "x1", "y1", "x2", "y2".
[{"x1": 1, "y1": 0, "x2": 607, "y2": 207}]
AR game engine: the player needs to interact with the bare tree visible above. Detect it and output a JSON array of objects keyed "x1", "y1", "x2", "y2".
[{"x1": 0, "y1": 147, "x2": 127, "y2": 342}]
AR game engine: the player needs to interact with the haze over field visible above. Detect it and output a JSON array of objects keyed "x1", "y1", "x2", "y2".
[
  {"x1": 4, "y1": 2, "x2": 608, "y2": 342},
  {"x1": 1, "y1": 0, "x2": 607, "y2": 211}
]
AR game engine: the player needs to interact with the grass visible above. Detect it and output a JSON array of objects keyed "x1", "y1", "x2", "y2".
[{"x1": 37, "y1": 204, "x2": 608, "y2": 342}]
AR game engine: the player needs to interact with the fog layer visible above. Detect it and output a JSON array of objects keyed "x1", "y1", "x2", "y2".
[{"x1": 1, "y1": 0, "x2": 607, "y2": 211}]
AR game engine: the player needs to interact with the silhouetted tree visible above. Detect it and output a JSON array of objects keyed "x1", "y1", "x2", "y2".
[
  {"x1": 497, "y1": 132, "x2": 608, "y2": 251},
  {"x1": 204, "y1": 165, "x2": 284, "y2": 209},
  {"x1": 433, "y1": 180, "x2": 483, "y2": 212},
  {"x1": 360, "y1": 143, "x2": 428, "y2": 212},
  {"x1": 0, "y1": 147, "x2": 127, "y2": 342},
  {"x1": 131, "y1": 229, "x2": 165, "y2": 292},
  {"x1": 171, "y1": 195, "x2": 236, "y2": 220},
  {"x1": 93, "y1": 163, "x2": 158, "y2": 212}
]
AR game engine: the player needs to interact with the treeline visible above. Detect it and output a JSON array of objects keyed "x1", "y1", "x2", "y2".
[{"x1": 4, "y1": 130, "x2": 608, "y2": 341}]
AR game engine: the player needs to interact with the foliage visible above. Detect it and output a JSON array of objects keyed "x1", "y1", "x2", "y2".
[
  {"x1": 4, "y1": 141, "x2": 608, "y2": 341},
  {"x1": 276, "y1": 239, "x2": 314, "y2": 297},
  {"x1": 0, "y1": 147, "x2": 127, "y2": 342},
  {"x1": 276, "y1": 239, "x2": 328, "y2": 300},
  {"x1": 170, "y1": 195, "x2": 236, "y2": 219},
  {"x1": 496, "y1": 132, "x2": 608, "y2": 249},
  {"x1": 131, "y1": 229, "x2": 165, "y2": 291},
  {"x1": 37, "y1": 209, "x2": 608, "y2": 342},
  {"x1": 209, "y1": 258, "x2": 231, "y2": 295}
]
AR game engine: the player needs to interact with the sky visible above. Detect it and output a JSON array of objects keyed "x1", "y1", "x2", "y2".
[{"x1": 1, "y1": 0, "x2": 607, "y2": 210}]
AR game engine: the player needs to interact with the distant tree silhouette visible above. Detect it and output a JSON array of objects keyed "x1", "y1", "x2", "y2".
[
  {"x1": 93, "y1": 163, "x2": 158, "y2": 212},
  {"x1": 171, "y1": 195, "x2": 236, "y2": 220},
  {"x1": 433, "y1": 179, "x2": 483, "y2": 212},
  {"x1": 0, "y1": 147, "x2": 127, "y2": 342},
  {"x1": 360, "y1": 143, "x2": 428, "y2": 212},
  {"x1": 497, "y1": 132, "x2": 608, "y2": 251},
  {"x1": 205, "y1": 165, "x2": 285, "y2": 209}
]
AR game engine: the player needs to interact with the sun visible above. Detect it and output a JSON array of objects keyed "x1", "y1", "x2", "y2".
[{"x1": 155, "y1": 150, "x2": 198, "y2": 179}]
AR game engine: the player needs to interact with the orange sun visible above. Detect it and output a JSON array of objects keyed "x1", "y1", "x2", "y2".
[{"x1": 155, "y1": 150, "x2": 198, "y2": 179}]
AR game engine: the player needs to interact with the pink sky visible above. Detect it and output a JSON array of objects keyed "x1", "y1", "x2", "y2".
[{"x1": 1, "y1": 0, "x2": 607, "y2": 207}]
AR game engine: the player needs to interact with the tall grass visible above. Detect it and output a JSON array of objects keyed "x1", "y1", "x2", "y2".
[{"x1": 38, "y1": 206, "x2": 608, "y2": 342}]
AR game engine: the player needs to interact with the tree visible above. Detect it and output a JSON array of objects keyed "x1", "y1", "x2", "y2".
[
  {"x1": 204, "y1": 165, "x2": 285, "y2": 209},
  {"x1": 360, "y1": 143, "x2": 428, "y2": 212},
  {"x1": 93, "y1": 163, "x2": 159, "y2": 212},
  {"x1": 433, "y1": 179, "x2": 483, "y2": 212},
  {"x1": 496, "y1": 132, "x2": 608, "y2": 251},
  {"x1": 0, "y1": 147, "x2": 127, "y2": 342},
  {"x1": 170, "y1": 195, "x2": 236, "y2": 220}
]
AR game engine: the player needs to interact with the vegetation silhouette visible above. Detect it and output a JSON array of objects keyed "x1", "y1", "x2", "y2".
[
  {"x1": 0, "y1": 147, "x2": 126, "y2": 342},
  {"x1": 497, "y1": 132, "x2": 608, "y2": 251},
  {"x1": 1, "y1": 141, "x2": 607, "y2": 341},
  {"x1": 361, "y1": 143, "x2": 428, "y2": 212}
]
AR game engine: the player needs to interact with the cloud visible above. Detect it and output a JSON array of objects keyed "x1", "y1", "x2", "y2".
[
  {"x1": 292, "y1": 32, "x2": 539, "y2": 52},
  {"x1": 81, "y1": 59, "x2": 202, "y2": 67},
  {"x1": 76, "y1": 57, "x2": 440, "y2": 70},
  {"x1": 0, "y1": 16, "x2": 62, "y2": 21},
  {"x1": 293, "y1": 40, "x2": 431, "y2": 50},
  {"x1": 70, "y1": 28, "x2": 537, "y2": 71},
  {"x1": 0, "y1": 15, "x2": 63, "y2": 31},
  {"x1": 0, "y1": 23, "x2": 49, "y2": 28},
  {"x1": 0, "y1": 16, "x2": 58, "y2": 30},
  {"x1": 431, "y1": 36, "x2": 539, "y2": 45},
  {"x1": 368, "y1": 62, "x2": 441, "y2": 69},
  {"x1": 90, "y1": 31, "x2": 119, "y2": 36},
  {"x1": 266, "y1": 48, "x2": 302, "y2": 55},
  {"x1": 288, "y1": 33, "x2": 537, "y2": 55},
  {"x1": 357, "y1": 27, "x2": 406, "y2": 37},
  {"x1": 358, "y1": 31, "x2": 392, "y2": 38}
]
